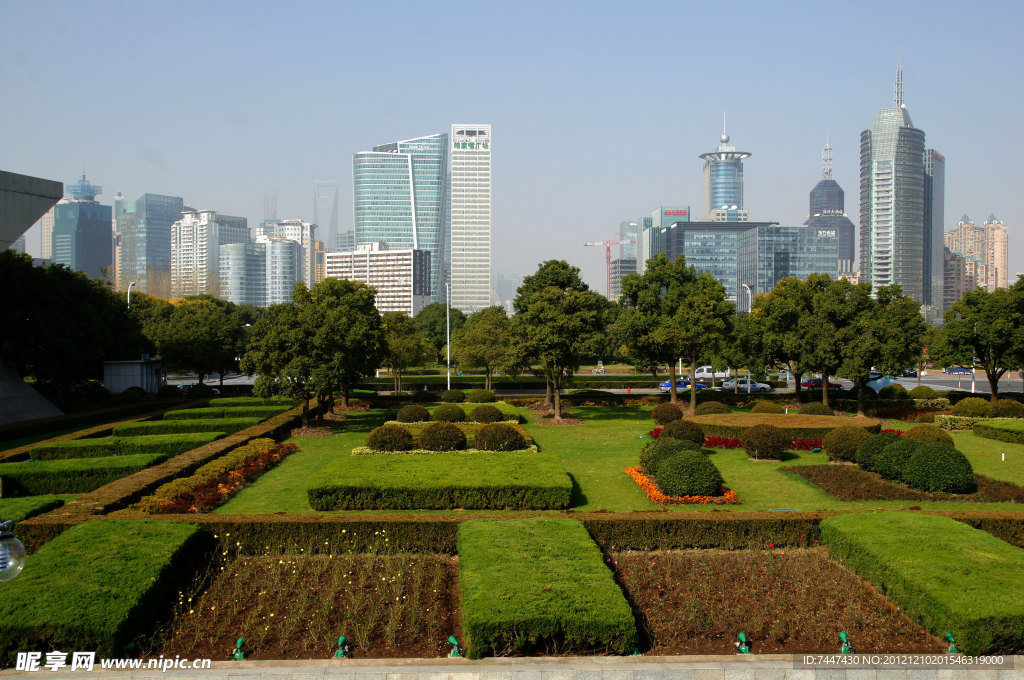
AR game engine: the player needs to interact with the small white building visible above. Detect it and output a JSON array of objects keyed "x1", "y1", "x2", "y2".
[
  {"x1": 324, "y1": 243, "x2": 430, "y2": 316},
  {"x1": 103, "y1": 357, "x2": 164, "y2": 394}
]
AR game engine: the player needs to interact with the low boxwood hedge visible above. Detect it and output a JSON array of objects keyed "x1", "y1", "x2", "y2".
[
  {"x1": 163, "y1": 405, "x2": 291, "y2": 420},
  {"x1": 457, "y1": 518, "x2": 635, "y2": 658},
  {"x1": 0, "y1": 520, "x2": 211, "y2": 660},
  {"x1": 426, "y1": 402, "x2": 519, "y2": 422},
  {"x1": 689, "y1": 413, "x2": 881, "y2": 440},
  {"x1": 974, "y1": 419, "x2": 1024, "y2": 444},
  {"x1": 820, "y1": 512, "x2": 1024, "y2": 655},
  {"x1": 307, "y1": 452, "x2": 572, "y2": 510},
  {"x1": 376, "y1": 422, "x2": 536, "y2": 450},
  {"x1": 30, "y1": 432, "x2": 223, "y2": 460},
  {"x1": 935, "y1": 414, "x2": 986, "y2": 430},
  {"x1": 0, "y1": 454, "x2": 168, "y2": 496},
  {"x1": 0, "y1": 496, "x2": 66, "y2": 523},
  {"x1": 112, "y1": 417, "x2": 263, "y2": 436}
]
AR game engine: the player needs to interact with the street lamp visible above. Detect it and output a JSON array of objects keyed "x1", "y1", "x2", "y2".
[
  {"x1": 0, "y1": 518, "x2": 26, "y2": 582},
  {"x1": 446, "y1": 282, "x2": 451, "y2": 391},
  {"x1": 127, "y1": 281, "x2": 137, "y2": 309},
  {"x1": 741, "y1": 283, "x2": 752, "y2": 313}
]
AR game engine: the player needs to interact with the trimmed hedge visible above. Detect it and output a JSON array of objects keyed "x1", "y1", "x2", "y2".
[
  {"x1": 0, "y1": 520, "x2": 210, "y2": 660},
  {"x1": 0, "y1": 496, "x2": 66, "y2": 523},
  {"x1": 952, "y1": 397, "x2": 991, "y2": 417},
  {"x1": 820, "y1": 512, "x2": 1024, "y2": 655},
  {"x1": 431, "y1": 404, "x2": 467, "y2": 422},
  {"x1": 903, "y1": 444, "x2": 975, "y2": 494},
  {"x1": 656, "y1": 451, "x2": 723, "y2": 497},
  {"x1": 112, "y1": 417, "x2": 263, "y2": 436},
  {"x1": 163, "y1": 405, "x2": 291, "y2": 420},
  {"x1": 652, "y1": 402, "x2": 683, "y2": 425},
  {"x1": 457, "y1": 518, "x2": 635, "y2": 658},
  {"x1": 903, "y1": 423, "x2": 954, "y2": 446},
  {"x1": 419, "y1": 422, "x2": 467, "y2": 451},
  {"x1": 822, "y1": 426, "x2": 872, "y2": 463},
  {"x1": 396, "y1": 404, "x2": 431, "y2": 423},
  {"x1": 307, "y1": 452, "x2": 572, "y2": 510},
  {"x1": 639, "y1": 438, "x2": 702, "y2": 476},
  {"x1": 469, "y1": 405, "x2": 503, "y2": 424},
  {"x1": 441, "y1": 389, "x2": 466, "y2": 403},
  {"x1": 856, "y1": 432, "x2": 902, "y2": 473},
  {"x1": 427, "y1": 402, "x2": 519, "y2": 422},
  {"x1": 582, "y1": 513, "x2": 825, "y2": 550},
  {"x1": 799, "y1": 402, "x2": 834, "y2": 415},
  {"x1": 366, "y1": 424, "x2": 414, "y2": 452},
  {"x1": 874, "y1": 438, "x2": 921, "y2": 481},
  {"x1": 990, "y1": 399, "x2": 1024, "y2": 418},
  {"x1": 689, "y1": 413, "x2": 881, "y2": 440},
  {"x1": 378, "y1": 422, "x2": 535, "y2": 450},
  {"x1": 207, "y1": 396, "x2": 294, "y2": 406},
  {"x1": 750, "y1": 400, "x2": 785, "y2": 414},
  {"x1": 908, "y1": 385, "x2": 938, "y2": 399},
  {"x1": 695, "y1": 401, "x2": 730, "y2": 415},
  {"x1": 878, "y1": 384, "x2": 909, "y2": 400},
  {"x1": 474, "y1": 423, "x2": 528, "y2": 452},
  {"x1": 974, "y1": 419, "x2": 1024, "y2": 444},
  {"x1": 659, "y1": 419, "x2": 705, "y2": 446},
  {"x1": 935, "y1": 414, "x2": 986, "y2": 431},
  {"x1": 741, "y1": 424, "x2": 789, "y2": 460},
  {"x1": 466, "y1": 389, "x2": 496, "y2": 403},
  {"x1": 30, "y1": 432, "x2": 223, "y2": 461},
  {"x1": 0, "y1": 454, "x2": 168, "y2": 496}
]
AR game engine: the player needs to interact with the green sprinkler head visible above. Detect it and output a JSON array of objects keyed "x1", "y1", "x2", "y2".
[
  {"x1": 232, "y1": 637, "x2": 246, "y2": 660},
  {"x1": 839, "y1": 631, "x2": 854, "y2": 654},
  {"x1": 735, "y1": 632, "x2": 750, "y2": 654},
  {"x1": 335, "y1": 635, "x2": 350, "y2": 658},
  {"x1": 944, "y1": 632, "x2": 958, "y2": 654},
  {"x1": 447, "y1": 635, "x2": 462, "y2": 658},
  {"x1": 631, "y1": 633, "x2": 641, "y2": 656}
]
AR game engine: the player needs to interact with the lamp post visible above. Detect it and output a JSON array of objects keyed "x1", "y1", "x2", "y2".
[
  {"x1": 0, "y1": 518, "x2": 26, "y2": 582},
  {"x1": 127, "y1": 281, "x2": 137, "y2": 309},
  {"x1": 446, "y1": 282, "x2": 451, "y2": 391},
  {"x1": 741, "y1": 283, "x2": 752, "y2": 313}
]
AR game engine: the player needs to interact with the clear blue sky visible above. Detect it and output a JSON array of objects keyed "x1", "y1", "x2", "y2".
[{"x1": 2, "y1": 0, "x2": 1021, "y2": 294}]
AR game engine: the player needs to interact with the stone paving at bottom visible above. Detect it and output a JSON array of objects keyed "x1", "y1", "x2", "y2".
[{"x1": 3, "y1": 656, "x2": 1020, "y2": 680}]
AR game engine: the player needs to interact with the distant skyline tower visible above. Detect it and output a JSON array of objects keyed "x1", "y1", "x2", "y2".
[
  {"x1": 51, "y1": 174, "x2": 112, "y2": 279},
  {"x1": 804, "y1": 142, "x2": 857, "y2": 275},
  {"x1": 120, "y1": 192, "x2": 185, "y2": 296},
  {"x1": 312, "y1": 181, "x2": 339, "y2": 253},
  {"x1": 859, "y1": 68, "x2": 927, "y2": 301},
  {"x1": 700, "y1": 117, "x2": 751, "y2": 222},
  {"x1": 449, "y1": 124, "x2": 492, "y2": 313},
  {"x1": 923, "y1": 148, "x2": 945, "y2": 309}
]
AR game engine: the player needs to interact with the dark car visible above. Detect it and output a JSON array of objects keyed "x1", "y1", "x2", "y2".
[
  {"x1": 902, "y1": 368, "x2": 917, "y2": 377},
  {"x1": 800, "y1": 377, "x2": 842, "y2": 390}
]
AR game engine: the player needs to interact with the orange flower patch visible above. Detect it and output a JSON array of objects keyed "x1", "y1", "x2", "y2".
[{"x1": 625, "y1": 466, "x2": 740, "y2": 505}]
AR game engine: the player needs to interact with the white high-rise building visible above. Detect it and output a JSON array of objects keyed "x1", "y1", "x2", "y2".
[
  {"x1": 324, "y1": 243, "x2": 431, "y2": 316},
  {"x1": 170, "y1": 209, "x2": 248, "y2": 297},
  {"x1": 449, "y1": 124, "x2": 491, "y2": 313}
]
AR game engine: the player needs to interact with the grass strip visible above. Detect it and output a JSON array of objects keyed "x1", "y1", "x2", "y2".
[
  {"x1": 163, "y1": 406, "x2": 292, "y2": 420},
  {"x1": 0, "y1": 454, "x2": 168, "y2": 495},
  {"x1": 974, "y1": 419, "x2": 1024, "y2": 444},
  {"x1": 112, "y1": 417, "x2": 262, "y2": 436},
  {"x1": 30, "y1": 432, "x2": 223, "y2": 460}
]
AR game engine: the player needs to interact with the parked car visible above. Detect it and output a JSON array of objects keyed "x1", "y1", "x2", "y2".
[
  {"x1": 902, "y1": 368, "x2": 917, "y2": 377},
  {"x1": 800, "y1": 377, "x2": 842, "y2": 390},
  {"x1": 658, "y1": 379, "x2": 708, "y2": 393},
  {"x1": 721, "y1": 378, "x2": 772, "y2": 393},
  {"x1": 693, "y1": 365, "x2": 731, "y2": 380}
]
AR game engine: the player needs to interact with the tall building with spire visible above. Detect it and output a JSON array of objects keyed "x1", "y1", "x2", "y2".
[
  {"x1": 51, "y1": 174, "x2": 112, "y2": 279},
  {"x1": 805, "y1": 143, "x2": 857, "y2": 275},
  {"x1": 700, "y1": 118, "x2": 751, "y2": 222}
]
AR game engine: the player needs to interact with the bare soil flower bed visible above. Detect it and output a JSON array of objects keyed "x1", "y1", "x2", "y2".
[
  {"x1": 782, "y1": 464, "x2": 1024, "y2": 503},
  {"x1": 612, "y1": 548, "x2": 944, "y2": 654},
  {"x1": 154, "y1": 553, "x2": 459, "y2": 660}
]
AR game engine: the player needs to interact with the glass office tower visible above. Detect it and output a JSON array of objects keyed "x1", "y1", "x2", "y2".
[
  {"x1": 700, "y1": 130, "x2": 751, "y2": 222},
  {"x1": 119, "y1": 193, "x2": 184, "y2": 294},
  {"x1": 923, "y1": 149, "x2": 945, "y2": 308},
  {"x1": 52, "y1": 175, "x2": 112, "y2": 278},
  {"x1": 805, "y1": 143, "x2": 857, "y2": 275}
]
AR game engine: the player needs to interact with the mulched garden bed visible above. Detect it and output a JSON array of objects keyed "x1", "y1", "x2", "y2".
[
  {"x1": 613, "y1": 548, "x2": 945, "y2": 654},
  {"x1": 153, "y1": 553, "x2": 459, "y2": 660},
  {"x1": 782, "y1": 464, "x2": 1024, "y2": 503}
]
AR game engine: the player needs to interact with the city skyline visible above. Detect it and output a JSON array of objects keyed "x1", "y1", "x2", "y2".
[{"x1": 3, "y1": 1, "x2": 1021, "y2": 295}]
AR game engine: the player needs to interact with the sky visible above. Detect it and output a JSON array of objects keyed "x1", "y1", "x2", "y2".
[{"x1": 2, "y1": 0, "x2": 1022, "y2": 296}]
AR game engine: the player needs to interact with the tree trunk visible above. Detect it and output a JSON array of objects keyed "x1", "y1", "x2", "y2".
[
  {"x1": 485, "y1": 368, "x2": 492, "y2": 391},
  {"x1": 551, "y1": 371, "x2": 562, "y2": 422},
  {"x1": 821, "y1": 369, "x2": 829, "y2": 407},
  {"x1": 793, "y1": 368, "x2": 803, "y2": 397},
  {"x1": 301, "y1": 398, "x2": 309, "y2": 428},
  {"x1": 690, "y1": 354, "x2": 698, "y2": 413},
  {"x1": 339, "y1": 389, "x2": 349, "y2": 407},
  {"x1": 545, "y1": 379, "x2": 553, "y2": 409},
  {"x1": 987, "y1": 370, "x2": 1001, "y2": 401},
  {"x1": 856, "y1": 378, "x2": 867, "y2": 416},
  {"x1": 917, "y1": 359, "x2": 923, "y2": 387},
  {"x1": 219, "y1": 372, "x2": 225, "y2": 388},
  {"x1": 668, "y1": 364, "x2": 678, "y2": 404}
]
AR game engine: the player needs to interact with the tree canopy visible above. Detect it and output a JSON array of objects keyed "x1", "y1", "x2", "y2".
[
  {"x1": 453, "y1": 306, "x2": 511, "y2": 390},
  {"x1": 381, "y1": 312, "x2": 432, "y2": 393},
  {"x1": 413, "y1": 302, "x2": 466, "y2": 358}
]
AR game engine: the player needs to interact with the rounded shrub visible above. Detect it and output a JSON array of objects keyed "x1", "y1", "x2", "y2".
[
  {"x1": 466, "y1": 389, "x2": 496, "y2": 403},
  {"x1": 751, "y1": 400, "x2": 785, "y2": 414},
  {"x1": 656, "y1": 451, "x2": 724, "y2": 497},
  {"x1": 879, "y1": 384, "x2": 910, "y2": 400},
  {"x1": 952, "y1": 396, "x2": 990, "y2": 417},
  {"x1": 419, "y1": 422, "x2": 467, "y2": 451},
  {"x1": 799, "y1": 402, "x2": 834, "y2": 416},
  {"x1": 157, "y1": 385, "x2": 183, "y2": 399},
  {"x1": 903, "y1": 423, "x2": 954, "y2": 446},
  {"x1": 441, "y1": 389, "x2": 466, "y2": 403},
  {"x1": 470, "y1": 404, "x2": 503, "y2": 423},
  {"x1": 902, "y1": 443, "x2": 975, "y2": 494},
  {"x1": 908, "y1": 385, "x2": 938, "y2": 399},
  {"x1": 856, "y1": 432, "x2": 902, "y2": 472},
  {"x1": 695, "y1": 401, "x2": 730, "y2": 415},
  {"x1": 474, "y1": 423, "x2": 527, "y2": 451},
  {"x1": 396, "y1": 404, "x2": 431, "y2": 423},
  {"x1": 431, "y1": 404, "x2": 467, "y2": 422},
  {"x1": 412, "y1": 390, "x2": 438, "y2": 403},
  {"x1": 989, "y1": 398, "x2": 1024, "y2": 418},
  {"x1": 366, "y1": 424, "x2": 414, "y2": 452},
  {"x1": 659, "y1": 419, "x2": 705, "y2": 446},
  {"x1": 874, "y1": 439, "x2": 921, "y2": 481},
  {"x1": 741, "y1": 424, "x2": 789, "y2": 460},
  {"x1": 639, "y1": 438, "x2": 702, "y2": 476},
  {"x1": 652, "y1": 402, "x2": 683, "y2": 425},
  {"x1": 822, "y1": 426, "x2": 872, "y2": 463}
]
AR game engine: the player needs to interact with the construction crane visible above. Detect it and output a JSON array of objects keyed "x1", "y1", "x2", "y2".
[{"x1": 583, "y1": 237, "x2": 636, "y2": 300}]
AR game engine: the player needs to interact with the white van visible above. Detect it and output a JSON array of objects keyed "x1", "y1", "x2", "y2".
[{"x1": 693, "y1": 365, "x2": 731, "y2": 380}]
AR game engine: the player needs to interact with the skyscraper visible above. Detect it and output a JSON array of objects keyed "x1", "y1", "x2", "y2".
[
  {"x1": 700, "y1": 122, "x2": 750, "y2": 222},
  {"x1": 219, "y1": 241, "x2": 267, "y2": 308},
  {"x1": 945, "y1": 215, "x2": 1009, "y2": 291},
  {"x1": 859, "y1": 70, "x2": 927, "y2": 301},
  {"x1": 265, "y1": 235, "x2": 302, "y2": 305},
  {"x1": 804, "y1": 143, "x2": 857, "y2": 275},
  {"x1": 51, "y1": 175, "x2": 112, "y2": 279},
  {"x1": 313, "y1": 181, "x2": 339, "y2": 252},
  {"x1": 923, "y1": 149, "x2": 945, "y2": 308},
  {"x1": 449, "y1": 124, "x2": 492, "y2": 313},
  {"x1": 170, "y1": 209, "x2": 248, "y2": 297},
  {"x1": 120, "y1": 192, "x2": 184, "y2": 295},
  {"x1": 353, "y1": 133, "x2": 447, "y2": 304}
]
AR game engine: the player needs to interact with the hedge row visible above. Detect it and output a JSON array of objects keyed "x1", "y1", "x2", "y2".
[
  {"x1": 0, "y1": 400, "x2": 184, "y2": 447},
  {"x1": 973, "y1": 419, "x2": 1024, "y2": 444},
  {"x1": 582, "y1": 513, "x2": 826, "y2": 549},
  {"x1": 379, "y1": 422, "x2": 535, "y2": 449},
  {"x1": 935, "y1": 414, "x2": 988, "y2": 430},
  {"x1": 207, "y1": 397, "x2": 295, "y2": 406},
  {"x1": 163, "y1": 405, "x2": 292, "y2": 420},
  {"x1": 0, "y1": 496, "x2": 66, "y2": 523},
  {"x1": 29, "y1": 432, "x2": 224, "y2": 460},
  {"x1": 820, "y1": 512, "x2": 1024, "y2": 655},
  {"x1": 351, "y1": 445, "x2": 538, "y2": 455},
  {"x1": 426, "y1": 402, "x2": 520, "y2": 421},
  {"x1": 0, "y1": 521, "x2": 210, "y2": 661},
  {"x1": 112, "y1": 417, "x2": 263, "y2": 436},
  {"x1": 0, "y1": 454, "x2": 168, "y2": 496},
  {"x1": 458, "y1": 518, "x2": 636, "y2": 658},
  {"x1": 307, "y1": 452, "x2": 572, "y2": 510},
  {"x1": 952, "y1": 513, "x2": 1024, "y2": 550},
  {"x1": 688, "y1": 413, "x2": 881, "y2": 440}
]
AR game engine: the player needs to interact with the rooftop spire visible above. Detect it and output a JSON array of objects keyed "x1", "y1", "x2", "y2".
[
  {"x1": 895, "y1": 57, "x2": 904, "y2": 107},
  {"x1": 822, "y1": 142, "x2": 833, "y2": 180}
]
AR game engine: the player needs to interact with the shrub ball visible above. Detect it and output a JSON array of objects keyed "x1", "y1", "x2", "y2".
[
  {"x1": 989, "y1": 398, "x2": 1024, "y2": 418},
  {"x1": 822, "y1": 426, "x2": 872, "y2": 463},
  {"x1": 639, "y1": 438, "x2": 702, "y2": 476},
  {"x1": 952, "y1": 396, "x2": 990, "y2": 417},
  {"x1": 466, "y1": 389, "x2": 497, "y2": 403},
  {"x1": 366, "y1": 424, "x2": 414, "y2": 452},
  {"x1": 656, "y1": 451, "x2": 724, "y2": 498},
  {"x1": 902, "y1": 443, "x2": 975, "y2": 494},
  {"x1": 695, "y1": 401, "x2": 730, "y2": 416},
  {"x1": 659, "y1": 419, "x2": 705, "y2": 446},
  {"x1": 419, "y1": 422, "x2": 467, "y2": 451},
  {"x1": 908, "y1": 385, "x2": 938, "y2": 399},
  {"x1": 874, "y1": 438, "x2": 921, "y2": 481},
  {"x1": 751, "y1": 400, "x2": 785, "y2": 414},
  {"x1": 474, "y1": 423, "x2": 527, "y2": 451},
  {"x1": 396, "y1": 404, "x2": 431, "y2": 423},
  {"x1": 799, "y1": 402, "x2": 834, "y2": 416},
  {"x1": 856, "y1": 432, "x2": 902, "y2": 472},
  {"x1": 470, "y1": 404, "x2": 503, "y2": 424},
  {"x1": 741, "y1": 424, "x2": 790, "y2": 460},
  {"x1": 878, "y1": 384, "x2": 910, "y2": 400},
  {"x1": 411, "y1": 390, "x2": 437, "y2": 403},
  {"x1": 431, "y1": 404, "x2": 467, "y2": 422},
  {"x1": 652, "y1": 402, "x2": 683, "y2": 425},
  {"x1": 903, "y1": 423, "x2": 954, "y2": 446},
  {"x1": 441, "y1": 389, "x2": 466, "y2": 403}
]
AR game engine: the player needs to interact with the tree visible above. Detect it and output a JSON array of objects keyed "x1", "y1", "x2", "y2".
[
  {"x1": 381, "y1": 312, "x2": 432, "y2": 393},
  {"x1": 670, "y1": 272, "x2": 734, "y2": 411},
  {"x1": 509, "y1": 260, "x2": 607, "y2": 420},
  {"x1": 241, "y1": 301, "x2": 315, "y2": 425},
  {"x1": 915, "y1": 325, "x2": 941, "y2": 387},
  {"x1": 744, "y1": 277, "x2": 815, "y2": 396},
  {"x1": 413, "y1": 302, "x2": 466, "y2": 361},
  {"x1": 156, "y1": 299, "x2": 240, "y2": 384},
  {"x1": 453, "y1": 306, "x2": 510, "y2": 390}
]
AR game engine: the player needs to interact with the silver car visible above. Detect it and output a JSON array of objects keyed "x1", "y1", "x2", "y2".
[{"x1": 721, "y1": 377, "x2": 772, "y2": 393}]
